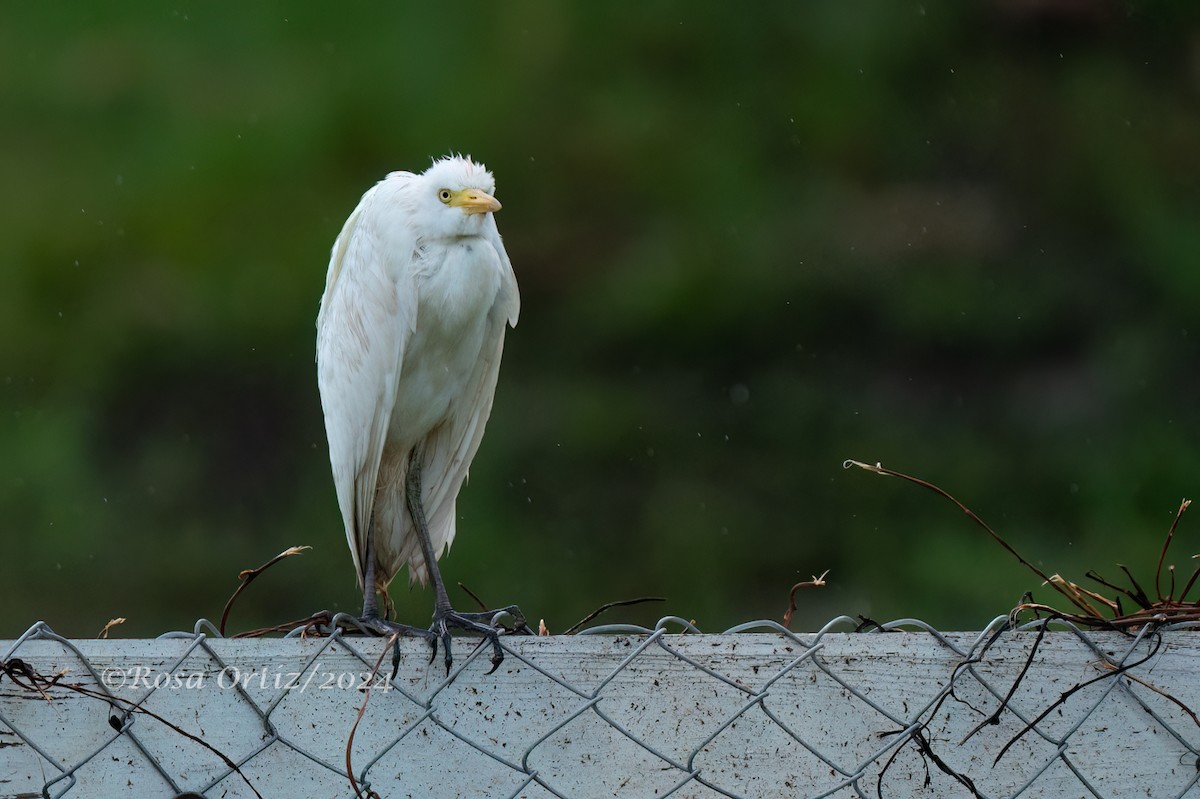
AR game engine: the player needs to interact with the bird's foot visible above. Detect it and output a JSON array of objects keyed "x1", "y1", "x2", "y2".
[
  {"x1": 348, "y1": 615, "x2": 437, "y2": 680},
  {"x1": 429, "y1": 604, "x2": 529, "y2": 676}
]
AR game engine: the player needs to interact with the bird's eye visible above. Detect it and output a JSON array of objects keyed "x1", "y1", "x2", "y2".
[{"x1": 437, "y1": 189, "x2": 453, "y2": 203}]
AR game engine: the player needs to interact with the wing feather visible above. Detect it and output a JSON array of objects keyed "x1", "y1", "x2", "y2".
[{"x1": 316, "y1": 175, "x2": 417, "y2": 587}]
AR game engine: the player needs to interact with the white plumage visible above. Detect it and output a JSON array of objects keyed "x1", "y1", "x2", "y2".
[{"x1": 316, "y1": 156, "x2": 518, "y2": 614}]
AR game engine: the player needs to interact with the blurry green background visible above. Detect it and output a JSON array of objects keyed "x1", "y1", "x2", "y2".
[{"x1": 4, "y1": 3, "x2": 1200, "y2": 638}]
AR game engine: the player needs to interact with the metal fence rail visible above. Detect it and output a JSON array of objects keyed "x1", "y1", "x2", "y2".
[{"x1": 2, "y1": 615, "x2": 1199, "y2": 798}]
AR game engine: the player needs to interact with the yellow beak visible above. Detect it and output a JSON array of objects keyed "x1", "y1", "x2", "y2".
[{"x1": 449, "y1": 188, "x2": 501, "y2": 215}]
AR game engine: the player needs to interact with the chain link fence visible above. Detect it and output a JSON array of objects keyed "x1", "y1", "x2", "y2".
[{"x1": 3, "y1": 614, "x2": 1199, "y2": 798}]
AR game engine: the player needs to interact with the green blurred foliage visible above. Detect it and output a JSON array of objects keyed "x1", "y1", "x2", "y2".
[{"x1": 4, "y1": 2, "x2": 1200, "y2": 638}]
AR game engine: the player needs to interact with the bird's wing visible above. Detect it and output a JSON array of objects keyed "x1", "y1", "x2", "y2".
[
  {"x1": 316, "y1": 176, "x2": 417, "y2": 586},
  {"x1": 488, "y1": 222, "x2": 520, "y2": 329},
  {"x1": 406, "y1": 227, "x2": 519, "y2": 582}
]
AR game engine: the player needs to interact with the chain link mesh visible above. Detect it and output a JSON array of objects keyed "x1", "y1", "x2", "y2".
[{"x1": 3, "y1": 615, "x2": 1199, "y2": 798}]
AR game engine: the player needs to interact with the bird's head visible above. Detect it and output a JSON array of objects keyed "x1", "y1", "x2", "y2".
[{"x1": 413, "y1": 155, "x2": 501, "y2": 238}]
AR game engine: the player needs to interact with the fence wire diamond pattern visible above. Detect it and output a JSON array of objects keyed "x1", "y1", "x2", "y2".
[{"x1": 2, "y1": 615, "x2": 1199, "y2": 798}]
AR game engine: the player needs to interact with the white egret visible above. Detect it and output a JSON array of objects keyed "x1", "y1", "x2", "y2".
[{"x1": 316, "y1": 155, "x2": 523, "y2": 671}]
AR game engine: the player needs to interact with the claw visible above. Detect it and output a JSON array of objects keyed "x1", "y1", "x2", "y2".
[
  {"x1": 486, "y1": 644, "x2": 504, "y2": 676},
  {"x1": 389, "y1": 638, "x2": 402, "y2": 682},
  {"x1": 427, "y1": 604, "x2": 522, "y2": 674},
  {"x1": 349, "y1": 615, "x2": 437, "y2": 680}
]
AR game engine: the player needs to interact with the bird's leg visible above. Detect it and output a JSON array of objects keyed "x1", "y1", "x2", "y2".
[
  {"x1": 405, "y1": 451, "x2": 527, "y2": 675},
  {"x1": 354, "y1": 518, "x2": 434, "y2": 678},
  {"x1": 361, "y1": 519, "x2": 382, "y2": 619}
]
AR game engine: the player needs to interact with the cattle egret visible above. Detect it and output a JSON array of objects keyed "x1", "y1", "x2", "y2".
[{"x1": 316, "y1": 155, "x2": 523, "y2": 671}]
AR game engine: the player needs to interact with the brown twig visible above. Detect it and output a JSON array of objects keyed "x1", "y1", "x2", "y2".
[
  {"x1": 910, "y1": 729, "x2": 979, "y2": 797},
  {"x1": 993, "y1": 632, "x2": 1162, "y2": 765},
  {"x1": 562, "y1": 597, "x2": 666, "y2": 635},
  {"x1": 1, "y1": 658, "x2": 61, "y2": 700},
  {"x1": 842, "y1": 460, "x2": 1200, "y2": 626},
  {"x1": 1118, "y1": 564, "x2": 1152, "y2": 609},
  {"x1": 457, "y1": 581, "x2": 490, "y2": 612},
  {"x1": 3, "y1": 658, "x2": 263, "y2": 798},
  {"x1": 876, "y1": 688, "x2": 981, "y2": 798},
  {"x1": 1178, "y1": 562, "x2": 1200, "y2": 604},
  {"x1": 960, "y1": 620, "x2": 1049, "y2": 745},
  {"x1": 97, "y1": 618, "x2": 125, "y2": 639},
  {"x1": 843, "y1": 460, "x2": 1058, "y2": 588},
  {"x1": 1155, "y1": 499, "x2": 1191, "y2": 602},
  {"x1": 1045, "y1": 575, "x2": 1115, "y2": 618},
  {"x1": 219, "y1": 546, "x2": 312, "y2": 636},
  {"x1": 345, "y1": 633, "x2": 397, "y2": 799},
  {"x1": 232, "y1": 611, "x2": 336, "y2": 639},
  {"x1": 1101, "y1": 660, "x2": 1200, "y2": 728},
  {"x1": 782, "y1": 570, "x2": 829, "y2": 629},
  {"x1": 1084, "y1": 570, "x2": 1146, "y2": 610}
]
